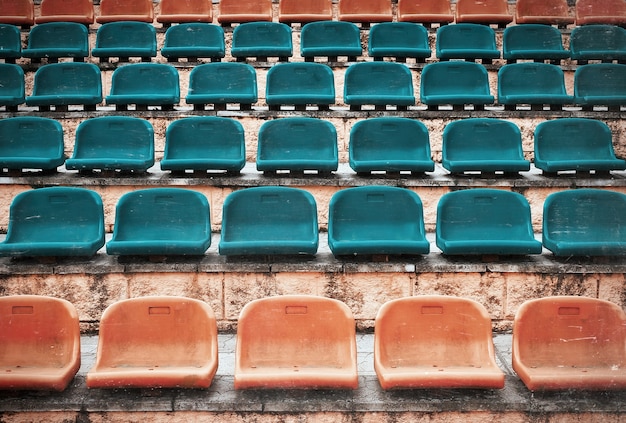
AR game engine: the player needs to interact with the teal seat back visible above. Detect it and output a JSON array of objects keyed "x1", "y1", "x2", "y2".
[
  {"x1": 94, "y1": 21, "x2": 156, "y2": 51},
  {"x1": 163, "y1": 23, "x2": 224, "y2": 52},
  {"x1": 443, "y1": 118, "x2": 523, "y2": 162},
  {"x1": 266, "y1": 62, "x2": 335, "y2": 101},
  {"x1": 165, "y1": 117, "x2": 244, "y2": 161},
  {"x1": 0, "y1": 117, "x2": 64, "y2": 165},
  {"x1": 257, "y1": 118, "x2": 338, "y2": 171},
  {"x1": 574, "y1": 63, "x2": 626, "y2": 102},
  {"x1": 499, "y1": 63, "x2": 569, "y2": 97},
  {"x1": 31, "y1": 62, "x2": 101, "y2": 99},
  {"x1": 188, "y1": 62, "x2": 257, "y2": 101},
  {"x1": 25, "y1": 22, "x2": 88, "y2": 55},
  {"x1": 349, "y1": 117, "x2": 434, "y2": 172},
  {"x1": 344, "y1": 62, "x2": 413, "y2": 97},
  {"x1": 231, "y1": 22, "x2": 293, "y2": 56},
  {"x1": 570, "y1": 25, "x2": 626, "y2": 60},
  {"x1": 110, "y1": 63, "x2": 179, "y2": 97},
  {"x1": 300, "y1": 21, "x2": 361, "y2": 56},
  {"x1": 0, "y1": 63, "x2": 24, "y2": 105},
  {"x1": 0, "y1": 24, "x2": 21, "y2": 59},
  {"x1": 503, "y1": 24, "x2": 569, "y2": 59},
  {"x1": 368, "y1": 22, "x2": 430, "y2": 58},
  {"x1": 420, "y1": 61, "x2": 492, "y2": 99},
  {"x1": 436, "y1": 23, "x2": 498, "y2": 59}
]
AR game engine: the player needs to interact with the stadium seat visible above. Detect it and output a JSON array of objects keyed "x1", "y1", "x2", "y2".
[
  {"x1": 219, "y1": 186, "x2": 319, "y2": 256},
  {"x1": 375, "y1": 296, "x2": 505, "y2": 390},
  {"x1": 570, "y1": 25, "x2": 626, "y2": 64},
  {"x1": 0, "y1": 0, "x2": 34, "y2": 28},
  {"x1": 436, "y1": 23, "x2": 499, "y2": 63},
  {"x1": 397, "y1": 0, "x2": 454, "y2": 27},
  {"x1": 442, "y1": 118, "x2": 530, "y2": 174},
  {"x1": 300, "y1": 21, "x2": 361, "y2": 62},
  {"x1": 257, "y1": 118, "x2": 338, "y2": 174},
  {"x1": 36, "y1": 0, "x2": 94, "y2": 25},
  {"x1": 542, "y1": 189, "x2": 626, "y2": 256},
  {"x1": 217, "y1": 0, "x2": 272, "y2": 25},
  {"x1": 368, "y1": 22, "x2": 431, "y2": 62},
  {"x1": 455, "y1": 0, "x2": 513, "y2": 27},
  {"x1": 160, "y1": 117, "x2": 246, "y2": 174},
  {"x1": 0, "y1": 295, "x2": 80, "y2": 391},
  {"x1": 0, "y1": 24, "x2": 21, "y2": 63},
  {"x1": 534, "y1": 118, "x2": 626, "y2": 175},
  {"x1": 265, "y1": 62, "x2": 335, "y2": 110},
  {"x1": 436, "y1": 189, "x2": 542, "y2": 256},
  {"x1": 22, "y1": 22, "x2": 89, "y2": 62},
  {"x1": 96, "y1": 0, "x2": 154, "y2": 23},
  {"x1": 235, "y1": 295, "x2": 358, "y2": 389},
  {"x1": 513, "y1": 296, "x2": 626, "y2": 391},
  {"x1": 338, "y1": 0, "x2": 392, "y2": 25},
  {"x1": 575, "y1": 0, "x2": 626, "y2": 26},
  {"x1": 498, "y1": 63, "x2": 574, "y2": 110},
  {"x1": 106, "y1": 189, "x2": 211, "y2": 256},
  {"x1": 278, "y1": 0, "x2": 333, "y2": 25},
  {"x1": 344, "y1": 62, "x2": 415, "y2": 111},
  {"x1": 161, "y1": 23, "x2": 225, "y2": 62},
  {"x1": 515, "y1": 0, "x2": 574, "y2": 26},
  {"x1": 574, "y1": 63, "x2": 626, "y2": 111},
  {"x1": 92, "y1": 21, "x2": 157, "y2": 62},
  {"x1": 349, "y1": 117, "x2": 435, "y2": 174},
  {"x1": 0, "y1": 63, "x2": 24, "y2": 111},
  {"x1": 186, "y1": 62, "x2": 257, "y2": 110},
  {"x1": 420, "y1": 61, "x2": 494, "y2": 110},
  {"x1": 328, "y1": 186, "x2": 430, "y2": 257},
  {"x1": 106, "y1": 63, "x2": 180, "y2": 111},
  {"x1": 231, "y1": 22, "x2": 293, "y2": 61},
  {"x1": 0, "y1": 187, "x2": 105, "y2": 258},
  {"x1": 65, "y1": 116, "x2": 154, "y2": 173},
  {"x1": 503, "y1": 24, "x2": 570, "y2": 64},
  {"x1": 157, "y1": 0, "x2": 212, "y2": 26},
  {"x1": 26, "y1": 62, "x2": 102, "y2": 111},
  {"x1": 0, "y1": 117, "x2": 65, "y2": 173},
  {"x1": 87, "y1": 297, "x2": 218, "y2": 389}
]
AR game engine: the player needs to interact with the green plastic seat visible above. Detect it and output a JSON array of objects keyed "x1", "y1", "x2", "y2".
[
  {"x1": 574, "y1": 63, "x2": 626, "y2": 109},
  {"x1": 160, "y1": 117, "x2": 246, "y2": 173},
  {"x1": 161, "y1": 23, "x2": 225, "y2": 62},
  {"x1": 65, "y1": 116, "x2": 153, "y2": 173},
  {"x1": 106, "y1": 188, "x2": 211, "y2": 256},
  {"x1": 186, "y1": 62, "x2": 257, "y2": 110},
  {"x1": 534, "y1": 118, "x2": 626, "y2": 174},
  {"x1": 0, "y1": 187, "x2": 105, "y2": 257},
  {"x1": 436, "y1": 23, "x2": 500, "y2": 62},
  {"x1": 328, "y1": 186, "x2": 430, "y2": 257},
  {"x1": 570, "y1": 25, "x2": 626, "y2": 64},
  {"x1": 349, "y1": 117, "x2": 435, "y2": 174},
  {"x1": 231, "y1": 22, "x2": 293, "y2": 61},
  {"x1": 265, "y1": 62, "x2": 335, "y2": 109},
  {"x1": 436, "y1": 189, "x2": 542, "y2": 256},
  {"x1": 300, "y1": 21, "x2": 361, "y2": 61},
  {"x1": 106, "y1": 63, "x2": 180, "y2": 110},
  {"x1": 22, "y1": 22, "x2": 88, "y2": 62},
  {"x1": 0, "y1": 63, "x2": 24, "y2": 111},
  {"x1": 503, "y1": 24, "x2": 570, "y2": 63},
  {"x1": 498, "y1": 63, "x2": 574, "y2": 109},
  {"x1": 0, "y1": 24, "x2": 21, "y2": 62},
  {"x1": 368, "y1": 22, "x2": 431, "y2": 62},
  {"x1": 543, "y1": 189, "x2": 626, "y2": 256},
  {"x1": 25, "y1": 62, "x2": 102, "y2": 111},
  {"x1": 344, "y1": 62, "x2": 415, "y2": 110},
  {"x1": 257, "y1": 118, "x2": 338, "y2": 174},
  {"x1": 442, "y1": 118, "x2": 530, "y2": 174},
  {"x1": 92, "y1": 21, "x2": 156, "y2": 62},
  {"x1": 0, "y1": 117, "x2": 64, "y2": 172},
  {"x1": 420, "y1": 61, "x2": 494, "y2": 109},
  {"x1": 219, "y1": 186, "x2": 319, "y2": 256}
]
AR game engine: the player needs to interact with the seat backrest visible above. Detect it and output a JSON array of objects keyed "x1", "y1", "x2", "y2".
[
  {"x1": 574, "y1": 63, "x2": 626, "y2": 99},
  {"x1": 300, "y1": 21, "x2": 361, "y2": 54},
  {"x1": 515, "y1": 0, "x2": 573, "y2": 24},
  {"x1": 338, "y1": 0, "x2": 393, "y2": 22},
  {"x1": 97, "y1": 0, "x2": 153, "y2": 23},
  {"x1": 455, "y1": 0, "x2": 512, "y2": 24},
  {"x1": 37, "y1": 0, "x2": 94, "y2": 24},
  {"x1": 31, "y1": 62, "x2": 101, "y2": 98},
  {"x1": 0, "y1": 0, "x2": 34, "y2": 26},
  {"x1": 0, "y1": 116, "x2": 63, "y2": 162},
  {"x1": 266, "y1": 62, "x2": 335, "y2": 98},
  {"x1": 498, "y1": 63, "x2": 569, "y2": 96},
  {"x1": 110, "y1": 63, "x2": 179, "y2": 96},
  {"x1": 0, "y1": 63, "x2": 24, "y2": 102},
  {"x1": 279, "y1": 0, "x2": 333, "y2": 23},
  {"x1": 420, "y1": 61, "x2": 491, "y2": 97},
  {"x1": 157, "y1": 0, "x2": 212, "y2": 23},
  {"x1": 503, "y1": 24, "x2": 566, "y2": 56},
  {"x1": 576, "y1": 0, "x2": 626, "y2": 25},
  {"x1": 164, "y1": 22, "x2": 224, "y2": 49},
  {"x1": 570, "y1": 25, "x2": 626, "y2": 59},
  {"x1": 231, "y1": 22, "x2": 292, "y2": 51},
  {"x1": 95, "y1": 21, "x2": 156, "y2": 50},
  {"x1": 217, "y1": 0, "x2": 272, "y2": 23},
  {"x1": 397, "y1": 0, "x2": 454, "y2": 23},
  {"x1": 436, "y1": 23, "x2": 497, "y2": 54},
  {"x1": 188, "y1": 62, "x2": 257, "y2": 100},
  {"x1": 0, "y1": 295, "x2": 80, "y2": 389},
  {"x1": 442, "y1": 118, "x2": 524, "y2": 162},
  {"x1": 0, "y1": 24, "x2": 21, "y2": 58},
  {"x1": 344, "y1": 62, "x2": 413, "y2": 97},
  {"x1": 368, "y1": 22, "x2": 430, "y2": 52},
  {"x1": 26, "y1": 22, "x2": 88, "y2": 52}
]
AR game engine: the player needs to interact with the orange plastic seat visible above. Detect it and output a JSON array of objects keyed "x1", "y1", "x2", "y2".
[
  {"x1": 279, "y1": 0, "x2": 332, "y2": 24},
  {"x1": 87, "y1": 297, "x2": 218, "y2": 389},
  {"x1": 397, "y1": 0, "x2": 454, "y2": 26},
  {"x1": 235, "y1": 295, "x2": 358, "y2": 390},
  {"x1": 575, "y1": 0, "x2": 626, "y2": 26},
  {"x1": 374, "y1": 296, "x2": 505, "y2": 390},
  {"x1": 515, "y1": 0, "x2": 574, "y2": 26},
  {"x1": 0, "y1": 0, "x2": 34, "y2": 27},
  {"x1": 513, "y1": 296, "x2": 626, "y2": 392},
  {"x1": 455, "y1": 0, "x2": 513, "y2": 27},
  {"x1": 338, "y1": 0, "x2": 393, "y2": 24},
  {"x1": 0, "y1": 295, "x2": 80, "y2": 391},
  {"x1": 36, "y1": 0, "x2": 95, "y2": 25},
  {"x1": 217, "y1": 0, "x2": 272, "y2": 25},
  {"x1": 96, "y1": 0, "x2": 154, "y2": 24},
  {"x1": 157, "y1": 0, "x2": 213, "y2": 25}
]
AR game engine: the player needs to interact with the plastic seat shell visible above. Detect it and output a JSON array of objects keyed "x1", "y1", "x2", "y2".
[
  {"x1": 575, "y1": 0, "x2": 626, "y2": 26},
  {"x1": 92, "y1": 21, "x2": 157, "y2": 60},
  {"x1": 279, "y1": 0, "x2": 333, "y2": 24},
  {"x1": 266, "y1": 62, "x2": 335, "y2": 106},
  {"x1": 455, "y1": 0, "x2": 513, "y2": 26},
  {"x1": 503, "y1": 24, "x2": 570, "y2": 62},
  {"x1": 300, "y1": 21, "x2": 362, "y2": 59},
  {"x1": 106, "y1": 63, "x2": 180, "y2": 107},
  {"x1": 0, "y1": 116, "x2": 65, "y2": 171},
  {"x1": 436, "y1": 23, "x2": 500, "y2": 61},
  {"x1": 0, "y1": 24, "x2": 22, "y2": 60},
  {"x1": 161, "y1": 23, "x2": 225, "y2": 61},
  {"x1": 497, "y1": 63, "x2": 574, "y2": 106},
  {"x1": 368, "y1": 22, "x2": 431, "y2": 60},
  {"x1": 0, "y1": 0, "x2": 34, "y2": 27},
  {"x1": 338, "y1": 0, "x2": 392, "y2": 23},
  {"x1": 344, "y1": 62, "x2": 415, "y2": 107},
  {"x1": 217, "y1": 0, "x2": 272, "y2": 24},
  {"x1": 420, "y1": 61, "x2": 494, "y2": 106},
  {"x1": 231, "y1": 22, "x2": 293, "y2": 59},
  {"x1": 25, "y1": 62, "x2": 102, "y2": 108},
  {"x1": 22, "y1": 22, "x2": 89, "y2": 60},
  {"x1": 96, "y1": 0, "x2": 154, "y2": 23},
  {"x1": 0, "y1": 63, "x2": 24, "y2": 108},
  {"x1": 397, "y1": 0, "x2": 454, "y2": 25},
  {"x1": 186, "y1": 62, "x2": 257, "y2": 106},
  {"x1": 157, "y1": 0, "x2": 212, "y2": 24},
  {"x1": 36, "y1": 0, "x2": 94, "y2": 25},
  {"x1": 570, "y1": 25, "x2": 626, "y2": 63},
  {"x1": 515, "y1": 0, "x2": 574, "y2": 26},
  {"x1": 574, "y1": 63, "x2": 626, "y2": 107}
]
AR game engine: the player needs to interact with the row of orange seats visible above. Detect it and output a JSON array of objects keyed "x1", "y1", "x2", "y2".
[{"x1": 1, "y1": 294, "x2": 624, "y2": 392}]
